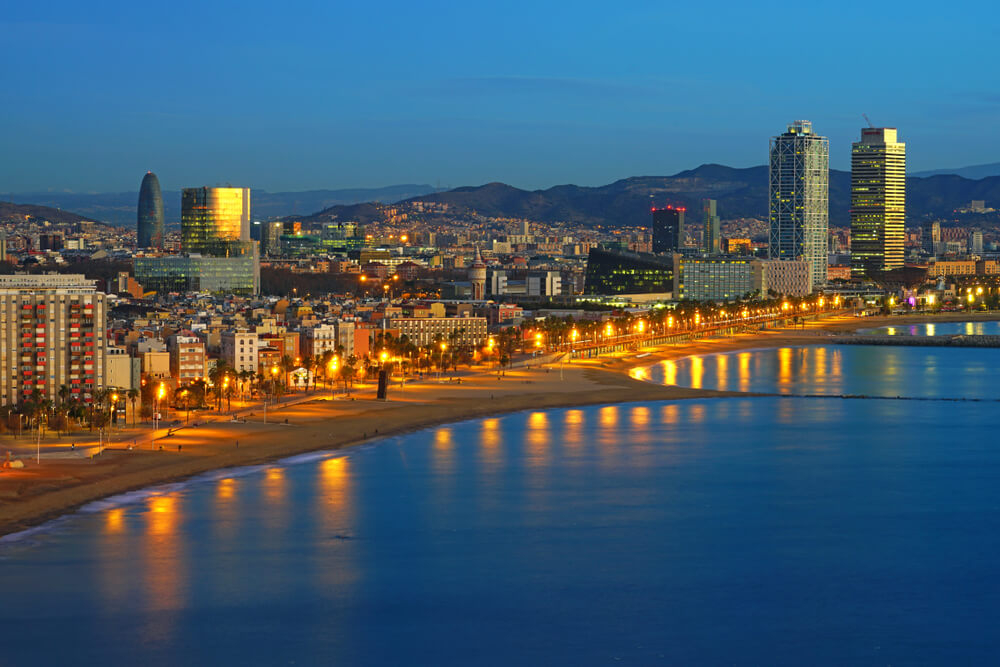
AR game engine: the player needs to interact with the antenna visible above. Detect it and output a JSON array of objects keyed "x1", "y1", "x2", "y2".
[{"x1": 862, "y1": 113, "x2": 874, "y2": 128}]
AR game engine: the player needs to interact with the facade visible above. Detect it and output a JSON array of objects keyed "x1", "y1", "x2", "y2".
[
  {"x1": 168, "y1": 335, "x2": 206, "y2": 383},
  {"x1": 760, "y1": 260, "x2": 811, "y2": 297},
  {"x1": 134, "y1": 249, "x2": 259, "y2": 295},
  {"x1": 302, "y1": 324, "x2": 338, "y2": 358},
  {"x1": 677, "y1": 256, "x2": 760, "y2": 302},
  {"x1": 137, "y1": 171, "x2": 165, "y2": 249},
  {"x1": 651, "y1": 207, "x2": 684, "y2": 254},
  {"x1": 850, "y1": 128, "x2": 906, "y2": 277},
  {"x1": 0, "y1": 274, "x2": 108, "y2": 406},
  {"x1": 769, "y1": 120, "x2": 829, "y2": 286},
  {"x1": 105, "y1": 346, "x2": 135, "y2": 391},
  {"x1": 181, "y1": 186, "x2": 251, "y2": 254},
  {"x1": 584, "y1": 247, "x2": 674, "y2": 295},
  {"x1": 221, "y1": 330, "x2": 260, "y2": 373},
  {"x1": 927, "y1": 260, "x2": 977, "y2": 277},
  {"x1": 703, "y1": 199, "x2": 721, "y2": 255},
  {"x1": 391, "y1": 316, "x2": 488, "y2": 348}
]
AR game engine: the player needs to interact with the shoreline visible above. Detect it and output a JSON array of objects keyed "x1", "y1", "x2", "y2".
[{"x1": 2, "y1": 310, "x2": 999, "y2": 539}]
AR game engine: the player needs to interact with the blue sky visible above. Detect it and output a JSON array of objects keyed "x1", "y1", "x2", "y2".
[{"x1": 2, "y1": 0, "x2": 998, "y2": 193}]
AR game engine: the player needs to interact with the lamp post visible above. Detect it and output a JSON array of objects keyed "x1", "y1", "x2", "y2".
[{"x1": 329, "y1": 357, "x2": 339, "y2": 399}]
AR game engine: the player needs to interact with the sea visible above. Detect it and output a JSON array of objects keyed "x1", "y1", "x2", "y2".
[{"x1": 2, "y1": 329, "x2": 1000, "y2": 665}]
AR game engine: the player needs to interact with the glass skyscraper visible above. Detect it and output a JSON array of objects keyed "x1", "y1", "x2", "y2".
[
  {"x1": 651, "y1": 207, "x2": 684, "y2": 254},
  {"x1": 850, "y1": 128, "x2": 906, "y2": 277},
  {"x1": 181, "y1": 186, "x2": 251, "y2": 254},
  {"x1": 768, "y1": 120, "x2": 829, "y2": 287},
  {"x1": 137, "y1": 171, "x2": 164, "y2": 248}
]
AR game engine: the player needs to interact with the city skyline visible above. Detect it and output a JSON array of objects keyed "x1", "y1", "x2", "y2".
[{"x1": 3, "y1": 1, "x2": 999, "y2": 193}]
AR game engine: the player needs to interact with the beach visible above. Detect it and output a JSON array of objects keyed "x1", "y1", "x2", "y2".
[{"x1": 2, "y1": 310, "x2": 997, "y2": 539}]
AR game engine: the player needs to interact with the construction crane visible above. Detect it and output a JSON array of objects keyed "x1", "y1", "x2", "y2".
[{"x1": 862, "y1": 113, "x2": 874, "y2": 128}]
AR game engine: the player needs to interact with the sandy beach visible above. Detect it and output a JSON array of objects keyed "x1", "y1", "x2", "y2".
[{"x1": 2, "y1": 310, "x2": 997, "y2": 538}]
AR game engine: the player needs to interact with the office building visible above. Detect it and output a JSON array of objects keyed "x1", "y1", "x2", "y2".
[
  {"x1": 703, "y1": 199, "x2": 721, "y2": 255},
  {"x1": 972, "y1": 230, "x2": 984, "y2": 254},
  {"x1": 922, "y1": 220, "x2": 941, "y2": 256},
  {"x1": 651, "y1": 206, "x2": 684, "y2": 254},
  {"x1": 181, "y1": 186, "x2": 251, "y2": 254},
  {"x1": 0, "y1": 274, "x2": 108, "y2": 406},
  {"x1": 850, "y1": 127, "x2": 906, "y2": 277},
  {"x1": 769, "y1": 120, "x2": 829, "y2": 286},
  {"x1": 134, "y1": 249, "x2": 259, "y2": 295},
  {"x1": 584, "y1": 247, "x2": 674, "y2": 296},
  {"x1": 137, "y1": 171, "x2": 165, "y2": 249},
  {"x1": 260, "y1": 221, "x2": 284, "y2": 256},
  {"x1": 676, "y1": 257, "x2": 760, "y2": 302}
]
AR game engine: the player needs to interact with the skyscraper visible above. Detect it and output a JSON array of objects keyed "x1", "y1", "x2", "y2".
[
  {"x1": 922, "y1": 220, "x2": 940, "y2": 256},
  {"x1": 181, "y1": 186, "x2": 251, "y2": 254},
  {"x1": 768, "y1": 120, "x2": 829, "y2": 286},
  {"x1": 652, "y1": 206, "x2": 684, "y2": 254},
  {"x1": 702, "y1": 199, "x2": 720, "y2": 254},
  {"x1": 137, "y1": 171, "x2": 165, "y2": 248},
  {"x1": 850, "y1": 127, "x2": 906, "y2": 277}
]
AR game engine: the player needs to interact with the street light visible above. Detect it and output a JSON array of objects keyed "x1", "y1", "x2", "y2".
[{"x1": 328, "y1": 357, "x2": 339, "y2": 398}]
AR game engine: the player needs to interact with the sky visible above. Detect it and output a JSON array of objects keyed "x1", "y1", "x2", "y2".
[{"x1": 2, "y1": 0, "x2": 999, "y2": 193}]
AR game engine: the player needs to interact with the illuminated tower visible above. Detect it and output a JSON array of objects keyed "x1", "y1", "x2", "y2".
[
  {"x1": 137, "y1": 171, "x2": 165, "y2": 248},
  {"x1": 652, "y1": 206, "x2": 684, "y2": 253},
  {"x1": 768, "y1": 120, "x2": 829, "y2": 286},
  {"x1": 181, "y1": 186, "x2": 251, "y2": 255},
  {"x1": 468, "y1": 246, "x2": 487, "y2": 300},
  {"x1": 850, "y1": 127, "x2": 906, "y2": 277}
]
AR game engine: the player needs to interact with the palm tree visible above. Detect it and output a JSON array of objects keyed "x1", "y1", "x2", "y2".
[{"x1": 127, "y1": 388, "x2": 139, "y2": 426}]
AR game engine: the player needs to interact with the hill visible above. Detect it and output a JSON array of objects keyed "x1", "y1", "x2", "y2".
[
  {"x1": 911, "y1": 162, "x2": 1000, "y2": 180},
  {"x1": 304, "y1": 164, "x2": 1000, "y2": 227},
  {"x1": 0, "y1": 201, "x2": 99, "y2": 226},
  {"x1": 4, "y1": 184, "x2": 440, "y2": 226}
]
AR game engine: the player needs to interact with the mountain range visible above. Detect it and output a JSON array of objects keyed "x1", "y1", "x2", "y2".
[
  {"x1": 305, "y1": 164, "x2": 1000, "y2": 227},
  {"x1": 911, "y1": 162, "x2": 1000, "y2": 179},
  {"x1": 6, "y1": 164, "x2": 1000, "y2": 229}
]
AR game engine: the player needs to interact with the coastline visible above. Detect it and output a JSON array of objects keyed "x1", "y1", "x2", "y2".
[{"x1": 2, "y1": 310, "x2": 999, "y2": 539}]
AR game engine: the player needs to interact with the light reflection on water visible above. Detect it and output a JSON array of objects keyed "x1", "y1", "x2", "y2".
[{"x1": 641, "y1": 344, "x2": 1000, "y2": 399}]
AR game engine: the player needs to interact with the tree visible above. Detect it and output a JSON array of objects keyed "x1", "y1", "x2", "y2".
[{"x1": 127, "y1": 388, "x2": 139, "y2": 426}]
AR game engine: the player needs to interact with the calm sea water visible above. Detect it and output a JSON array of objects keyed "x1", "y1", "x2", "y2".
[
  {"x1": 3, "y1": 343, "x2": 1000, "y2": 665},
  {"x1": 637, "y1": 344, "x2": 1000, "y2": 399}
]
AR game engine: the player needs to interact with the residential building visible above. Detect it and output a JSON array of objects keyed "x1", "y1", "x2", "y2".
[
  {"x1": 392, "y1": 316, "x2": 488, "y2": 348},
  {"x1": 0, "y1": 274, "x2": 108, "y2": 406},
  {"x1": 168, "y1": 334, "x2": 206, "y2": 383},
  {"x1": 221, "y1": 330, "x2": 260, "y2": 373}
]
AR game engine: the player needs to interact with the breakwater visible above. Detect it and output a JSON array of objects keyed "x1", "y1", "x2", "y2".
[{"x1": 833, "y1": 334, "x2": 1000, "y2": 348}]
